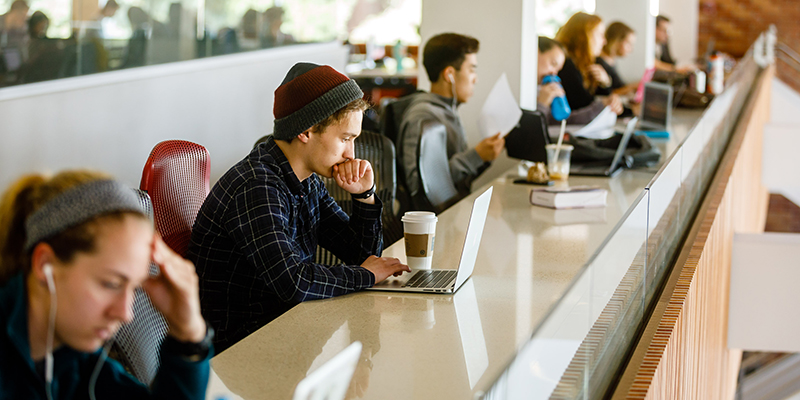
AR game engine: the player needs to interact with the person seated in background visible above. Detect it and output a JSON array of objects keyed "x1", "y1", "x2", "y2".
[
  {"x1": 261, "y1": 6, "x2": 295, "y2": 48},
  {"x1": 655, "y1": 15, "x2": 675, "y2": 69},
  {"x1": 238, "y1": 9, "x2": 260, "y2": 50},
  {"x1": 20, "y1": 10, "x2": 64, "y2": 84},
  {"x1": 596, "y1": 21, "x2": 639, "y2": 97},
  {"x1": 654, "y1": 15, "x2": 695, "y2": 74},
  {"x1": 556, "y1": 12, "x2": 624, "y2": 121},
  {"x1": 189, "y1": 62, "x2": 410, "y2": 352},
  {"x1": 0, "y1": 0, "x2": 29, "y2": 49},
  {"x1": 0, "y1": 171, "x2": 211, "y2": 399},
  {"x1": 396, "y1": 33, "x2": 504, "y2": 209},
  {"x1": 555, "y1": 12, "x2": 624, "y2": 119},
  {"x1": 537, "y1": 36, "x2": 611, "y2": 125}
]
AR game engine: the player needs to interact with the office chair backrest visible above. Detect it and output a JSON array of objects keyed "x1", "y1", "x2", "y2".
[
  {"x1": 380, "y1": 94, "x2": 417, "y2": 146},
  {"x1": 418, "y1": 121, "x2": 459, "y2": 213},
  {"x1": 112, "y1": 189, "x2": 169, "y2": 386},
  {"x1": 140, "y1": 140, "x2": 210, "y2": 257}
]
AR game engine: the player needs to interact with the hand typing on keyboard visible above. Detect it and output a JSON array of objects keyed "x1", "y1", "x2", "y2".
[{"x1": 361, "y1": 256, "x2": 411, "y2": 283}]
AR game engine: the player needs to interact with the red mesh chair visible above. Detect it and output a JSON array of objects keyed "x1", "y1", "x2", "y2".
[{"x1": 140, "y1": 140, "x2": 210, "y2": 257}]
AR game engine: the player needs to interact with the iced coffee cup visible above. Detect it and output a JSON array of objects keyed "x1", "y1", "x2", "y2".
[
  {"x1": 545, "y1": 144, "x2": 573, "y2": 181},
  {"x1": 401, "y1": 211, "x2": 437, "y2": 269}
]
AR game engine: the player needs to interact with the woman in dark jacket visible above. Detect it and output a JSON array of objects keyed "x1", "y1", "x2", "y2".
[
  {"x1": 555, "y1": 12, "x2": 623, "y2": 118},
  {"x1": 0, "y1": 170, "x2": 212, "y2": 400}
]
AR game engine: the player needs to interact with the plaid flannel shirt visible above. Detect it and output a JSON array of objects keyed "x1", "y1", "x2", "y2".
[{"x1": 188, "y1": 136, "x2": 381, "y2": 352}]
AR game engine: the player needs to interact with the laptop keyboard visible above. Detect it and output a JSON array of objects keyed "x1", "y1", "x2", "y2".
[{"x1": 403, "y1": 270, "x2": 457, "y2": 289}]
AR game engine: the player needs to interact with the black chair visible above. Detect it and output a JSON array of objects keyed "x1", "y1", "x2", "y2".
[
  {"x1": 416, "y1": 121, "x2": 459, "y2": 213},
  {"x1": 252, "y1": 132, "x2": 403, "y2": 265},
  {"x1": 111, "y1": 189, "x2": 169, "y2": 386},
  {"x1": 379, "y1": 94, "x2": 417, "y2": 146},
  {"x1": 380, "y1": 94, "x2": 419, "y2": 215}
]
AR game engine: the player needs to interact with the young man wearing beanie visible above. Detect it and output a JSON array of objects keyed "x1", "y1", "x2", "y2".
[
  {"x1": 189, "y1": 62, "x2": 410, "y2": 352},
  {"x1": 395, "y1": 33, "x2": 505, "y2": 211}
]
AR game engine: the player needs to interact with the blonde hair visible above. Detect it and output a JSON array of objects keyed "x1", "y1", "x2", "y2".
[
  {"x1": 603, "y1": 22, "x2": 634, "y2": 56},
  {"x1": 0, "y1": 170, "x2": 144, "y2": 283},
  {"x1": 556, "y1": 12, "x2": 603, "y2": 91}
]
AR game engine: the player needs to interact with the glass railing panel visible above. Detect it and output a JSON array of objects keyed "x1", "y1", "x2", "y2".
[
  {"x1": 644, "y1": 147, "x2": 683, "y2": 304},
  {"x1": 479, "y1": 190, "x2": 649, "y2": 400},
  {"x1": 482, "y1": 35, "x2": 767, "y2": 400}
]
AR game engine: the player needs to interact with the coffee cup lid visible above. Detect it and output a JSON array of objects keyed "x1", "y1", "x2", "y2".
[{"x1": 401, "y1": 211, "x2": 437, "y2": 223}]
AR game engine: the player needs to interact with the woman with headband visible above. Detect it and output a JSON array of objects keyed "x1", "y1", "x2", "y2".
[{"x1": 0, "y1": 170, "x2": 212, "y2": 399}]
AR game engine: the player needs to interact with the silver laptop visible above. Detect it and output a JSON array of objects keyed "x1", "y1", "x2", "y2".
[
  {"x1": 367, "y1": 186, "x2": 493, "y2": 293},
  {"x1": 570, "y1": 117, "x2": 638, "y2": 177},
  {"x1": 638, "y1": 82, "x2": 673, "y2": 130}
]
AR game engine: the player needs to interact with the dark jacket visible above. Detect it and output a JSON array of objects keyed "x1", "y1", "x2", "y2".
[
  {"x1": 558, "y1": 57, "x2": 597, "y2": 110},
  {"x1": 189, "y1": 136, "x2": 380, "y2": 352},
  {"x1": 0, "y1": 273, "x2": 211, "y2": 400},
  {"x1": 595, "y1": 57, "x2": 626, "y2": 95},
  {"x1": 659, "y1": 43, "x2": 675, "y2": 65}
]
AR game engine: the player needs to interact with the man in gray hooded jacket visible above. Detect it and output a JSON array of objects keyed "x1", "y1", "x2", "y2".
[{"x1": 396, "y1": 33, "x2": 504, "y2": 210}]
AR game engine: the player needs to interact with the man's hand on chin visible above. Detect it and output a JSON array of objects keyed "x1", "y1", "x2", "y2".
[{"x1": 333, "y1": 159, "x2": 375, "y2": 204}]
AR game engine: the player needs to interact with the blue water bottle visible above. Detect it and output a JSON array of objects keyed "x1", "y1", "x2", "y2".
[{"x1": 542, "y1": 75, "x2": 571, "y2": 121}]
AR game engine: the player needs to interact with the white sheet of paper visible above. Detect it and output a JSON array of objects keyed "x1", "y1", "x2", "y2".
[
  {"x1": 477, "y1": 73, "x2": 522, "y2": 138},
  {"x1": 572, "y1": 106, "x2": 617, "y2": 139}
]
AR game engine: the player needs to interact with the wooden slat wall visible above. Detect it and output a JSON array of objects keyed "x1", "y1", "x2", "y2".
[{"x1": 612, "y1": 65, "x2": 773, "y2": 400}]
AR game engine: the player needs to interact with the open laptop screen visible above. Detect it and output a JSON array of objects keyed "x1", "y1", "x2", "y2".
[{"x1": 641, "y1": 83, "x2": 671, "y2": 127}]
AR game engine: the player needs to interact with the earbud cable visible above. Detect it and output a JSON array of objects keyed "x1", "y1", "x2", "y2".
[
  {"x1": 450, "y1": 75, "x2": 457, "y2": 110},
  {"x1": 44, "y1": 271, "x2": 56, "y2": 400},
  {"x1": 88, "y1": 338, "x2": 114, "y2": 400}
]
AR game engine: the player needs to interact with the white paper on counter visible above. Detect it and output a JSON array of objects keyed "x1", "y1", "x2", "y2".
[
  {"x1": 477, "y1": 73, "x2": 522, "y2": 138},
  {"x1": 571, "y1": 106, "x2": 617, "y2": 139}
]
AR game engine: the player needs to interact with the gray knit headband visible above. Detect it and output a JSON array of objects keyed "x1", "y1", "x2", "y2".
[
  {"x1": 273, "y1": 80, "x2": 364, "y2": 140},
  {"x1": 24, "y1": 180, "x2": 144, "y2": 251}
]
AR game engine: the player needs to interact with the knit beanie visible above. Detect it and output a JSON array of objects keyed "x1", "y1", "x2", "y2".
[{"x1": 273, "y1": 62, "x2": 364, "y2": 140}]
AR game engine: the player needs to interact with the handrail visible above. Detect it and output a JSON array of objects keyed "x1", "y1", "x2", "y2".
[
  {"x1": 776, "y1": 43, "x2": 800, "y2": 71},
  {"x1": 775, "y1": 55, "x2": 800, "y2": 89}
]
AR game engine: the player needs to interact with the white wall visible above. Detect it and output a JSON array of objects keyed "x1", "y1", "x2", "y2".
[
  {"x1": 763, "y1": 78, "x2": 800, "y2": 207},
  {"x1": 0, "y1": 42, "x2": 349, "y2": 191},
  {"x1": 659, "y1": 0, "x2": 699, "y2": 66},
  {"x1": 419, "y1": 0, "x2": 538, "y2": 189},
  {"x1": 595, "y1": 0, "x2": 655, "y2": 83},
  {"x1": 771, "y1": 78, "x2": 800, "y2": 125}
]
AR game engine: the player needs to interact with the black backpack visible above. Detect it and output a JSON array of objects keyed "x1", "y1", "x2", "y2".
[{"x1": 567, "y1": 133, "x2": 661, "y2": 168}]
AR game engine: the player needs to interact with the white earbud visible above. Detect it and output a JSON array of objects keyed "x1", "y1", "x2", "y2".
[
  {"x1": 43, "y1": 263, "x2": 56, "y2": 400},
  {"x1": 43, "y1": 263, "x2": 54, "y2": 294},
  {"x1": 448, "y1": 73, "x2": 458, "y2": 109}
]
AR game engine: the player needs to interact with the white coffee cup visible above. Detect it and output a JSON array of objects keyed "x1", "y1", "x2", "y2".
[{"x1": 401, "y1": 211, "x2": 437, "y2": 269}]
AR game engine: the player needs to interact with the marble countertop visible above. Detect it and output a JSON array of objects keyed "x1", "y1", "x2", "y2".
[{"x1": 206, "y1": 109, "x2": 704, "y2": 400}]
